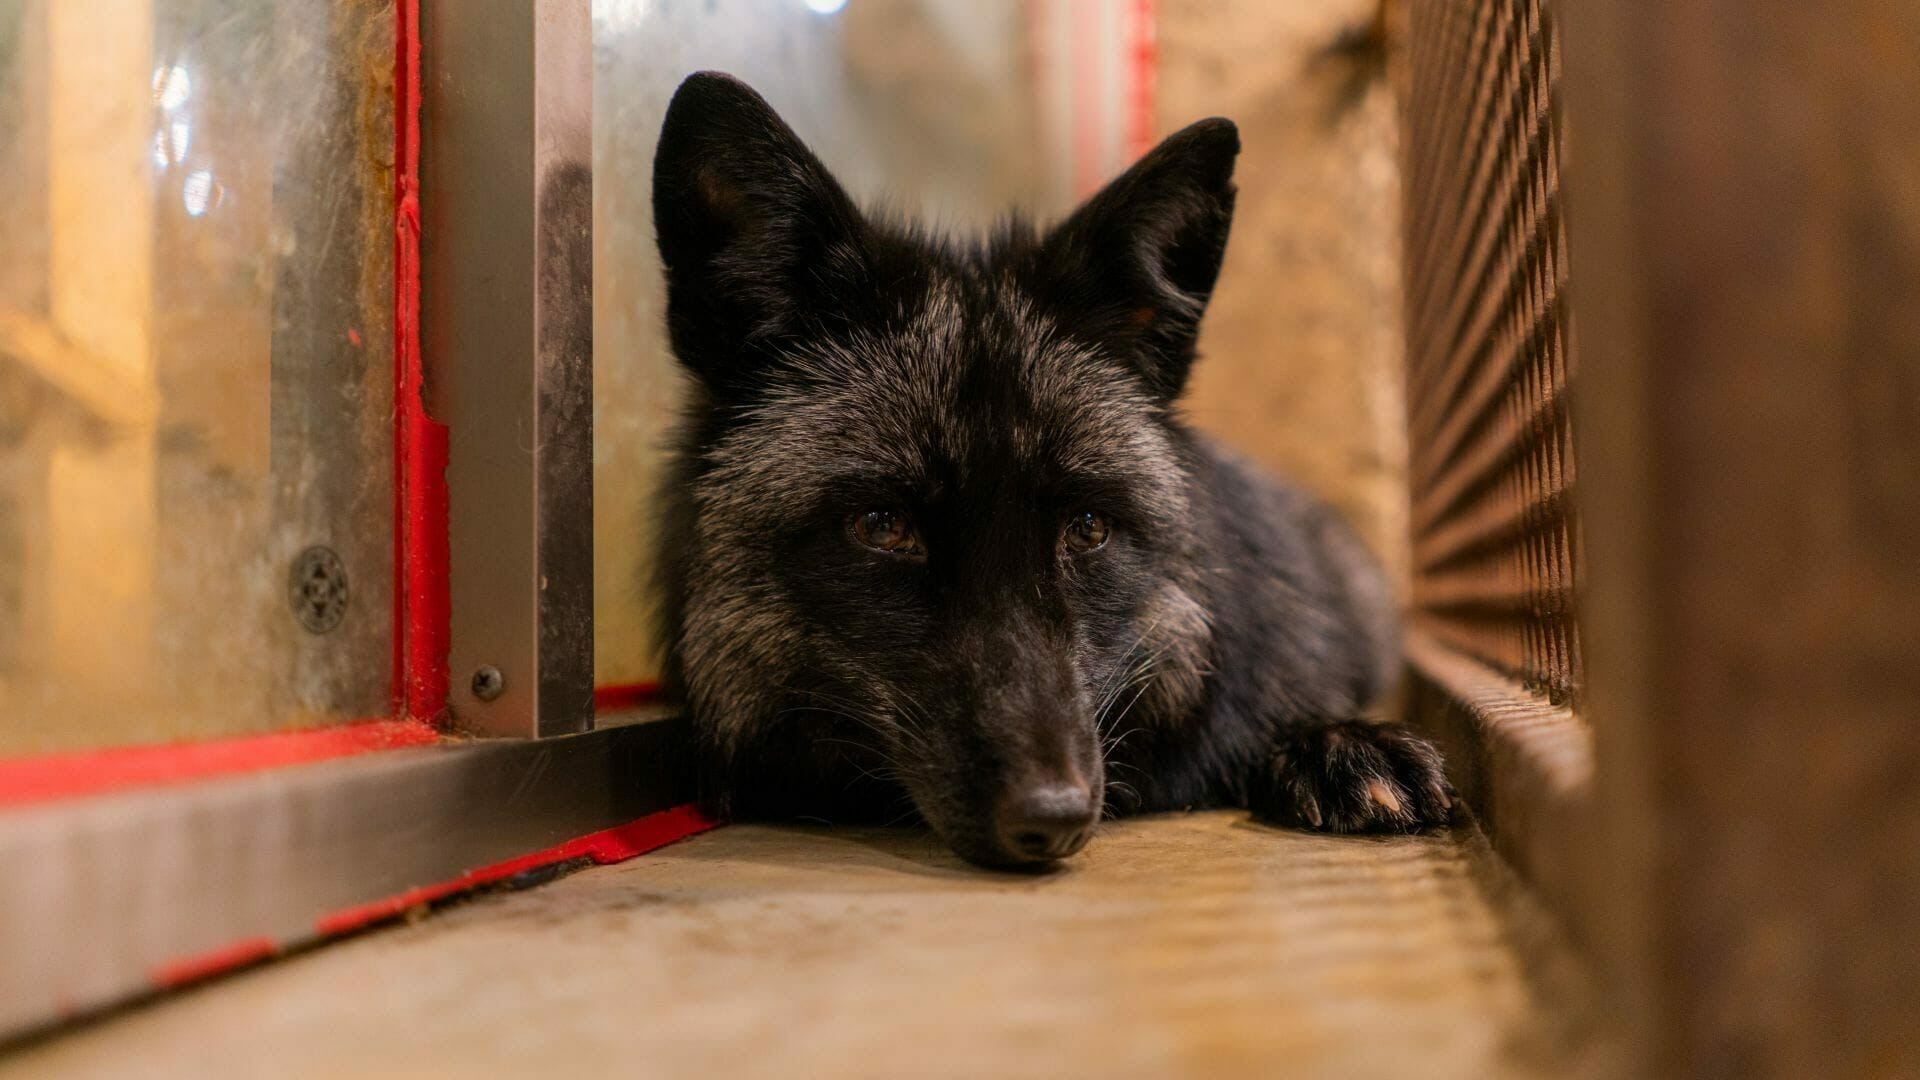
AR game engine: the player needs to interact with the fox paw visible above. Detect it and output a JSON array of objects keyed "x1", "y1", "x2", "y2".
[{"x1": 1251, "y1": 721, "x2": 1455, "y2": 833}]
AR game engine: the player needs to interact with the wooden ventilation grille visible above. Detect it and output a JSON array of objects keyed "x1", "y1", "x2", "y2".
[{"x1": 1401, "y1": 0, "x2": 1580, "y2": 705}]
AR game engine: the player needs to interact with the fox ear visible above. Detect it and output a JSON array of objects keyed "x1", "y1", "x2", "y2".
[
  {"x1": 652, "y1": 72, "x2": 870, "y2": 390},
  {"x1": 1036, "y1": 118, "x2": 1239, "y2": 401}
]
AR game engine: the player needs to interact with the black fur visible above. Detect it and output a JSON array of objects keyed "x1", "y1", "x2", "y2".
[{"x1": 648, "y1": 72, "x2": 1452, "y2": 868}]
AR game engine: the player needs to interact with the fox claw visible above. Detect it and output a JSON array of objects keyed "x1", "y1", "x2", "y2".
[{"x1": 1252, "y1": 721, "x2": 1455, "y2": 833}]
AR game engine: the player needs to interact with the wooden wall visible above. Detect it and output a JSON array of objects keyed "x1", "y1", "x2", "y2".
[{"x1": 1562, "y1": 2, "x2": 1920, "y2": 1074}]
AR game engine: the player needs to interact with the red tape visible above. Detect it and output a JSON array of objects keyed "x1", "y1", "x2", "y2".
[
  {"x1": 593, "y1": 681, "x2": 663, "y2": 713},
  {"x1": 314, "y1": 804, "x2": 719, "y2": 936},
  {"x1": 149, "y1": 938, "x2": 279, "y2": 991},
  {"x1": 137, "y1": 805, "x2": 718, "y2": 993},
  {"x1": 392, "y1": 0, "x2": 450, "y2": 724},
  {"x1": 0, "y1": 719, "x2": 439, "y2": 809}
]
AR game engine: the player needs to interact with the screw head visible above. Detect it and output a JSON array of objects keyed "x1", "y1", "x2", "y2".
[
  {"x1": 288, "y1": 546, "x2": 348, "y2": 634},
  {"x1": 471, "y1": 665, "x2": 506, "y2": 702}
]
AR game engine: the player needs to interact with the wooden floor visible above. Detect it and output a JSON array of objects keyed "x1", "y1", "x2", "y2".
[{"x1": 3, "y1": 813, "x2": 1610, "y2": 1079}]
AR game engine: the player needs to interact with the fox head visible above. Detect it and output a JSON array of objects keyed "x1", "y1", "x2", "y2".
[{"x1": 650, "y1": 72, "x2": 1236, "y2": 867}]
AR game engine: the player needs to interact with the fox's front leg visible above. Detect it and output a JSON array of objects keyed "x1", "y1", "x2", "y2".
[{"x1": 1247, "y1": 720, "x2": 1455, "y2": 833}]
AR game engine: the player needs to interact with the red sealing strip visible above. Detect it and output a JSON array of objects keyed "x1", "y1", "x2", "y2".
[
  {"x1": 392, "y1": 0, "x2": 450, "y2": 724},
  {"x1": 138, "y1": 804, "x2": 719, "y2": 992},
  {"x1": 0, "y1": 684, "x2": 676, "y2": 807},
  {"x1": 313, "y1": 803, "x2": 720, "y2": 937},
  {"x1": 0, "y1": 719, "x2": 440, "y2": 809},
  {"x1": 593, "y1": 681, "x2": 663, "y2": 713},
  {"x1": 149, "y1": 938, "x2": 280, "y2": 991}
]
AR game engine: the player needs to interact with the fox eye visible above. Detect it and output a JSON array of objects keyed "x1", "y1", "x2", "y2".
[
  {"x1": 853, "y1": 508, "x2": 924, "y2": 556},
  {"x1": 1061, "y1": 510, "x2": 1111, "y2": 556}
]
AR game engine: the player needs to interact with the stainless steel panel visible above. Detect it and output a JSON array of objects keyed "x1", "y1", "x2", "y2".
[
  {"x1": 0, "y1": 715, "x2": 695, "y2": 1040},
  {"x1": 424, "y1": 0, "x2": 595, "y2": 738}
]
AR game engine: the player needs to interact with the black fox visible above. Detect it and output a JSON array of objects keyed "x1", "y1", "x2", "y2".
[{"x1": 649, "y1": 72, "x2": 1453, "y2": 869}]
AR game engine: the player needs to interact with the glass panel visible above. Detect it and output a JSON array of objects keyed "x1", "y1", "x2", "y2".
[{"x1": 0, "y1": 0, "x2": 395, "y2": 753}]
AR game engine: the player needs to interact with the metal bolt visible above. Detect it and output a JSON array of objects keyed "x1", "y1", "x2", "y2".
[{"x1": 471, "y1": 665, "x2": 506, "y2": 701}]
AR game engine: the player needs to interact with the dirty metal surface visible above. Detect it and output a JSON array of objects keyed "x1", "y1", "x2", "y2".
[
  {"x1": 3, "y1": 814, "x2": 1608, "y2": 1079},
  {"x1": 423, "y1": 0, "x2": 595, "y2": 738}
]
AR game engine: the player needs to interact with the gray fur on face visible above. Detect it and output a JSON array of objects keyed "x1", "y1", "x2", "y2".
[{"x1": 682, "y1": 274, "x2": 1196, "y2": 749}]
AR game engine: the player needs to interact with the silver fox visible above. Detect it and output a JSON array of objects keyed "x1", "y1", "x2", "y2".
[{"x1": 648, "y1": 72, "x2": 1452, "y2": 869}]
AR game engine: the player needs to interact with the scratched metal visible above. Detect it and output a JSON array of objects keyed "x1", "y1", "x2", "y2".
[
  {"x1": 1401, "y1": 0, "x2": 1581, "y2": 706},
  {"x1": 0, "y1": 2, "x2": 395, "y2": 751},
  {"x1": 425, "y1": 0, "x2": 595, "y2": 738},
  {"x1": 0, "y1": 814, "x2": 1608, "y2": 1078}
]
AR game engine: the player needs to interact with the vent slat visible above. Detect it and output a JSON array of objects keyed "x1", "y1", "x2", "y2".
[{"x1": 1403, "y1": 0, "x2": 1581, "y2": 707}]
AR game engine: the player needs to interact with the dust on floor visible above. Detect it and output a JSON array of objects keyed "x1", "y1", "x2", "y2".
[{"x1": 3, "y1": 812, "x2": 1610, "y2": 1079}]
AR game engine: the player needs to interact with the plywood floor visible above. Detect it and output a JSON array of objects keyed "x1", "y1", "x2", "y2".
[{"x1": 3, "y1": 813, "x2": 1609, "y2": 1079}]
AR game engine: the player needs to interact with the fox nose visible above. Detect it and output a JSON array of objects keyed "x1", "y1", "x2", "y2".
[{"x1": 995, "y1": 784, "x2": 1096, "y2": 862}]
